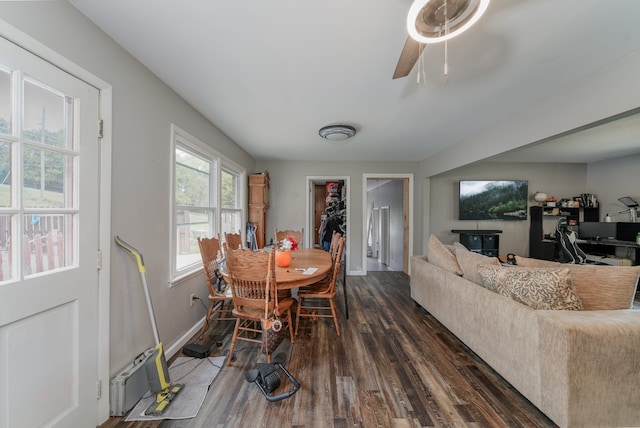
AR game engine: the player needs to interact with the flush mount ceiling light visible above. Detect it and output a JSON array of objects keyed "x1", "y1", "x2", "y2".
[
  {"x1": 407, "y1": 0, "x2": 490, "y2": 44},
  {"x1": 318, "y1": 125, "x2": 356, "y2": 141}
]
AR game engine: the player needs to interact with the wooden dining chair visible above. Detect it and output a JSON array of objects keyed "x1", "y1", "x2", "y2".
[
  {"x1": 275, "y1": 228, "x2": 304, "y2": 247},
  {"x1": 328, "y1": 231, "x2": 342, "y2": 261},
  {"x1": 225, "y1": 248, "x2": 295, "y2": 366},
  {"x1": 197, "y1": 235, "x2": 235, "y2": 341},
  {"x1": 224, "y1": 230, "x2": 243, "y2": 251},
  {"x1": 295, "y1": 236, "x2": 345, "y2": 336}
]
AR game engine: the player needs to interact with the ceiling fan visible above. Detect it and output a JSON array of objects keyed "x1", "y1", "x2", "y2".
[{"x1": 393, "y1": 0, "x2": 490, "y2": 79}]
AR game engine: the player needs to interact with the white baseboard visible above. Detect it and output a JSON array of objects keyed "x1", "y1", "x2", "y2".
[{"x1": 165, "y1": 316, "x2": 206, "y2": 359}]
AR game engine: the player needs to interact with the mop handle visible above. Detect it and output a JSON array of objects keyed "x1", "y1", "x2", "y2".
[
  {"x1": 114, "y1": 235, "x2": 146, "y2": 273},
  {"x1": 115, "y1": 235, "x2": 161, "y2": 345}
]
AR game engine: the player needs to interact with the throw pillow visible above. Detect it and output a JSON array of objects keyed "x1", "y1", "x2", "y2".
[
  {"x1": 478, "y1": 265, "x2": 583, "y2": 310},
  {"x1": 516, "y1": 256, "x2": 640, "y2": 310},
  {"x1": 476, "y1": 264, "x2": 511, "y2": 296},
  {"x1": 453, "y1": 242, "x2": 500, "y2": 285},
  {"x1": 427, "y1": 234, "x2": 463, "y2": 276}
]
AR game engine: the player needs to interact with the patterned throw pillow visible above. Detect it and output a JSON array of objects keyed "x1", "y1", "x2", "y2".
[
  {"x1": 476, "y1": 264, "x2": 512, "y2": 296},
  {"x1": 478, "y1": 265, "x2": 583, "y2": 310},
  {"x1": 516, "y1": 256, "x2": 640, "y2": 310},
  {"x1": 427, "y1": 234, "x2": 463, "y2": 276}
]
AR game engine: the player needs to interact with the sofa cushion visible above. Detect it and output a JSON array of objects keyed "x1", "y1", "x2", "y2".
[
  {"x1": 477, "y1": 265, "x2": 583, "y2": 310},
  {"x1": 453, "y1": 242, "x2": 500, "y2": 285},
  {"x1": 427, "y1": 234, "x2": 463, "y2": 276},
  {"x1": 516, "y1": 256, "x2": 640, "y2": 310}
]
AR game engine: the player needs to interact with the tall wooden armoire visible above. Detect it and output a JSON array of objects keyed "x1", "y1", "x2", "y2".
[{"x1": 248, "y1": 171, "x2": 269, "y2": 249}]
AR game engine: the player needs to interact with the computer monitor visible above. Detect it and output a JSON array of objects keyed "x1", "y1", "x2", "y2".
[
  {"x1": 578, "y1": 222, "x2": 617, "y2": 240},
  {"x1": 616, "y1": 222, "x2": 640, "y2": 242}
]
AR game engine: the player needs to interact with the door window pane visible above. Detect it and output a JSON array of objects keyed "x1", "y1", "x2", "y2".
[
  {"x1": 0, "y1": 214, "x2": 11, "y2": 281},
  {"x1": 23, "y1": 147, "x2": 72, "y2": 209},
  {"x1": 23, "y1": 214, "x2": 72, "y2": 277},
  {"x1": 22, "y1": 80, "x2": 71, "y2": 149},
  {"x1": 0, "y1": 140, "x2": 11, "y2": 208},
  {"x1": 0, "y1": 70, "x2": 10, "y2": 135}
]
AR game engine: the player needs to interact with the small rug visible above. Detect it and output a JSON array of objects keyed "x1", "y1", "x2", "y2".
[{"x1": 125, "y1": 356, "x2": 225, "y2": 421}]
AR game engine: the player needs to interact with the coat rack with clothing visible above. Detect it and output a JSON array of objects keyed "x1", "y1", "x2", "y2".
[{"x1": 318, "y1": 181, "x2": 346, "y2": 251}]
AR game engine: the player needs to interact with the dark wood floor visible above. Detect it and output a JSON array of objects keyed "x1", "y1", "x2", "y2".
[{"x1": 101, "y1": 271, "x2": 556, "y2": 428}]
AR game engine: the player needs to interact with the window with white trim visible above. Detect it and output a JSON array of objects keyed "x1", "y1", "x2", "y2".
[
  {"x1": 221, "y1": 165, "x2": 243, "y2": 236},
  {"x1": 170, "y1": 125, "x2": 245, "y2": 282}
]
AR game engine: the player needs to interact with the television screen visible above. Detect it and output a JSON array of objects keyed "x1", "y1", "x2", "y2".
[{"x1": 459, "y1": 180, "x2": 528, "y2": 220}]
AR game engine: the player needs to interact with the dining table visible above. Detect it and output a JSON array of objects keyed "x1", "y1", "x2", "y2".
[{"x1": 275, "y1": 248, "x2": 332, "y2": 290}]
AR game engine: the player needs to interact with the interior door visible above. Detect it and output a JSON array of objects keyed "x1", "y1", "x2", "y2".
[
  {"x1": 314, "y1": 184, "x2": 326, "y2": 248},
  {"x1": 380, "y1": 206, "x2": 390, "y2": 266},
  {"x1": 372, "y1": 207, "x2": 379, "y2": 258},
  {"x1": 0, "y1": 37, "x2": 100, "y2": 428}
]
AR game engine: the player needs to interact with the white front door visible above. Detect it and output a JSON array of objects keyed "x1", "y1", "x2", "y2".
[{"x1": 0, "y1": 37, "x2": 100, "y2": 428}]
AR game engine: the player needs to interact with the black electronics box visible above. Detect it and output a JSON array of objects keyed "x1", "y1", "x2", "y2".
[{"x1": 183, "y1": 343, "x2": 210, "y2": 359}]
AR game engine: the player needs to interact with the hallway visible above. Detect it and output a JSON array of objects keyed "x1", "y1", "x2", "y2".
[{"x1": 366, "y1": 256, "x2": 394, "y2": 272}]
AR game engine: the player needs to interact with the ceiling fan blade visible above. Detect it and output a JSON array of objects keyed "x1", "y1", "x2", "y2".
[{"x1": 392, "y1": 37, "x2": 425, "y2": 79}]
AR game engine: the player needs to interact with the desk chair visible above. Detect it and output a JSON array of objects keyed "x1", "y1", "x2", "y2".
[{"x1": 557, "y1": 217, "x2": 587, "y2": 264}]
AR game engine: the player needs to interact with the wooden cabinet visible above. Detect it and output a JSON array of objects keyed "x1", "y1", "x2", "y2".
[
  {"x1": 529, "y1": 205, "x2": 599, "y2": 260},
  {"x1": 249, "y1": 171, "x2": 269, "y2": 249}
]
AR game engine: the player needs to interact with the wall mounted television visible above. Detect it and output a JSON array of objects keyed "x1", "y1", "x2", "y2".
[{"x1": 459, "y1": 180, "x2": 528, "y2": 220}]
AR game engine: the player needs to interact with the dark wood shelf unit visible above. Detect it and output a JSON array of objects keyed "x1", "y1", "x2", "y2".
[{"x1": 529, "y1": 205, "x2": 599, "y2": 260}]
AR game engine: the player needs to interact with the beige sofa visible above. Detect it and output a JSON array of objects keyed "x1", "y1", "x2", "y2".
[{"x1": 410, "y1": 236, "x2": 640, "y2": 428}]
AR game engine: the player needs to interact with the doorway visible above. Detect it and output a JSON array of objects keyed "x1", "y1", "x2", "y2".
[
  {"x1": 305, "y1": 176, "x2": 349, "y2": 271},
  {"x1": 363, "y1": 174, "x2": 413, "y2": 274}
]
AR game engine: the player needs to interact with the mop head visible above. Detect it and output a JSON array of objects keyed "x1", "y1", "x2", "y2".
[
  {"x1": 143, "y1": 342, "x2": 185, "y2": 415},
  {"x1": 144, "y1": 382, "x2": 185, "y2": 416}
]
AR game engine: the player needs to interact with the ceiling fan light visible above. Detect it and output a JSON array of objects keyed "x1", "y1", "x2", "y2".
[
  {"x1": 407, "y1": 0, "x2": 490, "y2": 44},
  {"x1": 319, "y1": 125, "x2": 357, "y2": 141}
]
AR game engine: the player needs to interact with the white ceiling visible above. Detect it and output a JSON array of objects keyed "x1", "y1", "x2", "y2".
[{"x1": 69, "y1": 0, "x2": 640, "y2": 163}]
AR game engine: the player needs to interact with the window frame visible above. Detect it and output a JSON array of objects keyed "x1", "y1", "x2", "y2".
[
  {"x1": 169, "y1": 124, "x2": 246, "y2": 284},
  {"x1": 220, "y1": 163, "x2": 244, "y2": 236}
]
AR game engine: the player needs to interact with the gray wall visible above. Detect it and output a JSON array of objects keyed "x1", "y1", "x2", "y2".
[
  {"x1": 255, "y1": 160, "x2": 422, "y2": 274},
  {"x1": 587, "y1": 153, "x2": 640, "y2": 219},
  {"x1": 428, "y1": 157, "x2": 640, "y2": 257},
  {"x1": 0, "y1": 2, "x2": 255, "y2": 377},
  {"x1": 429, "y1": 162, "x2": 588, "y2": 256}
]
